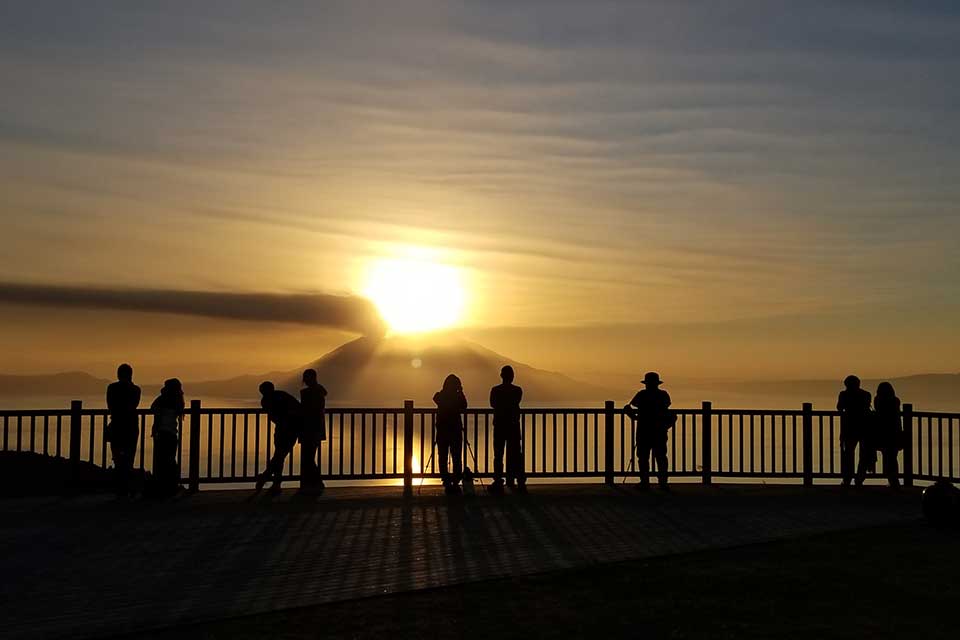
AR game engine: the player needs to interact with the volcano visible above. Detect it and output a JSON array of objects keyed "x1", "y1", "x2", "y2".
[{"x1": 189, "y1": 335, "x2": 611, "y2": 406}]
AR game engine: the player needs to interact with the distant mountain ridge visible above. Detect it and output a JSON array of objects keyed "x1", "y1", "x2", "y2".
[
  {"x1": 0, "y1": 371, "x2": 111, "y2": 396},
  {"x1": 189, "y1": 336, "x2": 611, "y2": 405},
  {"x1": 1, "y1": 348, "x2": 956, "y2": 411}
]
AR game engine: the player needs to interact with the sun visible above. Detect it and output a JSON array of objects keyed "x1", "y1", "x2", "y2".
[{"x1": 363, "y1": 257, "x2": 466, "y2": 334}]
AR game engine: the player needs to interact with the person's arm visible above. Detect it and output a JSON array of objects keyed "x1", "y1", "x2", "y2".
[
  {"x1": 489, "y1": 387, "x2": 497, "y2": 409},
  {"x1": 459, "y1": 391, "x2": 468, "y2": 411},
  {"x1": 133, "y1": 385, "x2": 141, "y2": 409},
  {"x1": 319, "y1": 385, "x2": 327, "y2": 397},
  {"x1": 517, "y1": 387, "x2": 523, "y2": 405},
  {"x1": 836, "y1": 393, "x2": 844, "y2": 412},
  {"x1": 433, "y1": 391, "x2": 441, "y2": 406}
]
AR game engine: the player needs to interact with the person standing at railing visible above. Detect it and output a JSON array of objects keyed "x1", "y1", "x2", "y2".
[
  {"x1": 489, "y1": 365, "x2": 525, "y2": 494},
  {"x1": 150, "y1": 378, "x2": 184, "y2": 497},
  {"x1": 837, "y1": 375, "x2": 872, "y2": 487},
  {"x1": 300, "y1": 368, "x2": 327, "y2": 494},
  {"x1": 106, "y1": 363, "x2": 141, "y2": 498},
  {"x1": 433, "y1": 374, "x2": 467, "y2": 495},
  {"x1": 624, "y1": 372, "x2": 674, "y2": 490},
  {"x1": 255, "y1": 381, "x2": 303, "y2": 495},
  {"x1": 874, "y1": 381, "x2": 903, "y2": 489}
]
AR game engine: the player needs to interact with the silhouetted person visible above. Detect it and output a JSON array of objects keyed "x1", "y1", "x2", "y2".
[
  {"x1": 874, "y1": 381, "x2": 903, "y2": 488},
  {"x1": 489, "y1": 365, "x2": 525, "y2": 494},
  {"x1": 300, "y1": 369, "x2": 327, "y2": 494},
  {"x1": 837, "y1": 374, "x2": 872, "y2": 486},
  {"x1": 150, "y1": 378, "x2": 184, "y2": 497},
  {"x1": 625, "y1": 372, "x2": 673, "y2": 490},
  {"x1": 433, "y1": 374, "x2": 467, "y2": 495},
  {"x1": 106, "y1": 364, "x2": 141, "y2": 498},
  {"x1": 256, "y1": 381, "x2": 303, "y2": 495}
]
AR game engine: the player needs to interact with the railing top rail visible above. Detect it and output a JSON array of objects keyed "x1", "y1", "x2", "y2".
[
  {"x1": 0, "y1": 409, "x2": 73, "y2": 417},
  {"x1": 2, "y1": 405, "x2": 958, "y2": 419},
  {"x1": 711, "y1": 408, "x2": 805, "y2": 416},
  {"x1": 912, "y1": 410, "x2": 960, "y2": 419}
]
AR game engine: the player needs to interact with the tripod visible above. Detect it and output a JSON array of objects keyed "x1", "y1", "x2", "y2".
[
  {"x1": 417, "y1": 422, "x2": 437, "y2": 496},
  {"x1": 462, "y1": 424, "x2": 484, "y2": 489}
]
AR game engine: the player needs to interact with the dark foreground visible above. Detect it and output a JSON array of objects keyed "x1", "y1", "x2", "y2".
[
  {"x1": 0, "y1": 483, "x2": 932, "y2": 639},
  {"x1": 141, "y1": 521, "x2": 959, "y2": 640}
]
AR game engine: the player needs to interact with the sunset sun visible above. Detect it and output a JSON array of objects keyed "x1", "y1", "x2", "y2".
[{"x1": 363, "y1": 257, "x2": 465, "y2": 334}]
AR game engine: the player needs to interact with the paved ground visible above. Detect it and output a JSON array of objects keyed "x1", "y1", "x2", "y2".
[{"x1": 0, "y1": 483, "x2": 922, "y2": 639}]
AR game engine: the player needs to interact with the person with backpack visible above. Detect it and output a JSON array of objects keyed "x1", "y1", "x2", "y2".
[
  {"x1": 624, "y1": 372, "x2": 674, "y2": 490},
  {"x1": 255, "y1": 381, "x2": 303, "y2": 495}
]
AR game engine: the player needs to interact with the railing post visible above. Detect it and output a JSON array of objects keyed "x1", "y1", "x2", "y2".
[
  {"x1": 604, "y1": 401, "x2": 615, "y2": 485},
  {"x1": 701, "y1": 401, "x2": 712, "y2": 485},
  {"x1": 802, "y1": 403, "x2": 813, "y2": 486},
  {"x1": 69, "y1": 400, "x2": 82, "y2": 478},
  {"x1": 902, "y1": 403, "x2": 913, "y2": 487},
  {"x1": 188, "y1": 399, "x2": 201, "y2": 493},
  {"x1": 403, "y1": 400, "x2": 414, "y2": 496}
]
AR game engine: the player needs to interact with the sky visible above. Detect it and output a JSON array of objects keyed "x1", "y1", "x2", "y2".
[{"x1": 1, "y1": 1, "x2": 959, "y2": 383}]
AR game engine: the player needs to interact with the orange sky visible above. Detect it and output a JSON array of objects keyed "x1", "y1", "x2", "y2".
[{"x1": 1, "y1": 3, "x2": 959, "y2": 383}]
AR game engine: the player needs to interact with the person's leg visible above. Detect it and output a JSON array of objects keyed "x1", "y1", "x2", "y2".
[
  {"x1": 638, "y1": 441, "x2": 651, "y2": 487},
  {"x1": 299, "y1": 432, "x2": 317, "y2": 490},
  {"x1": 884, "y1": 448, "x2": 900, "y2": 488},
  {"x1": 654, "y1": 439, "x2": 669, "y2": 487},
  {"x1": 451, "y1": 433, "x2": 463, "y2": 486},
  {"x1": 492, "y1": 427, "x2": 506, "y2": 486},
  {"x1": 511, "y1": 426, "x2": 526, "y2": 487},
  {"x1": 840, "y1": 439, "x2": 854, "y2": 485},
  {"x1": 855, "y1": 441, "x2": 867, "y2": 486},
  {"x1": 507, "y1": 427, "x2": 524, "y2": 487},
  {"x1": 437, "y1": 436, "x2": 451, "y2": 486}
]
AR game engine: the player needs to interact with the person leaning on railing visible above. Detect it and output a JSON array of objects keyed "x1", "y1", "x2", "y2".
[
  {"x1": 255, "y1": 381, "x2": 303, "y2": 496},
  {"x1": 837, "y1": 375, "x2": 872, "y2": 486},
  {"x1": 149, "y1": 378, "x2": 184, "y2": 497}
]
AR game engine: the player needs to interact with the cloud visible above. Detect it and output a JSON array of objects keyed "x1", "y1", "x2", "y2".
[{"x1": 0, "y1": 282, "x2": 385, "y2": 335}]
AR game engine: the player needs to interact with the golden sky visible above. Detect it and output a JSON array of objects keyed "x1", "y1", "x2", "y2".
[{"x1": 1, "y1": 2, "x2": 959, "y2": 382}]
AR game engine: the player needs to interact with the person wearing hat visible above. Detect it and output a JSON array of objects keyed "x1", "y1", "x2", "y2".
[
  {"x1": 837, "y1": 374, "x2": 872, "y2": 486},
  {"x1": 489, "y1": 365, "x2": 525, "y2": 494},
  {"x1": 625, "y1": 372, "x2": 674, "y2": 490}
]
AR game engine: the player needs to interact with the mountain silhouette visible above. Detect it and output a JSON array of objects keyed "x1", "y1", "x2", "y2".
[
  {"x1": 0, "y1": 371, "x2": 112, "y2": 396},
  {"x1": 189, "y1": 335, "x2": 612, "y2": 405}
]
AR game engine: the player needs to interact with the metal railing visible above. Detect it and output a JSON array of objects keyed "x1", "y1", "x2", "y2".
[{"x1": 2, "y1": 400, "x2": 958, "y2": 492}]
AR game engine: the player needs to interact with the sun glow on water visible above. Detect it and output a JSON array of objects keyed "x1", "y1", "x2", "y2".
[{"x1": 363, "y1": 256, "x2": 466, "y2": 334}]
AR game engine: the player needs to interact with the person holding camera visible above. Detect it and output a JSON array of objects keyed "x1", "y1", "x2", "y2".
[
  {"x1": 624, "y1": 372, "x2": 674, "y2": 490},
  {"x1": 433, "y1": 374, "x2": 467, "y2": 495}
]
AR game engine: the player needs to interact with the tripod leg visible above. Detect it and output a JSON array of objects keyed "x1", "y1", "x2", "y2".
[{"x1": 417, "y1": 427, "x2": 438, "y2": 495}]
